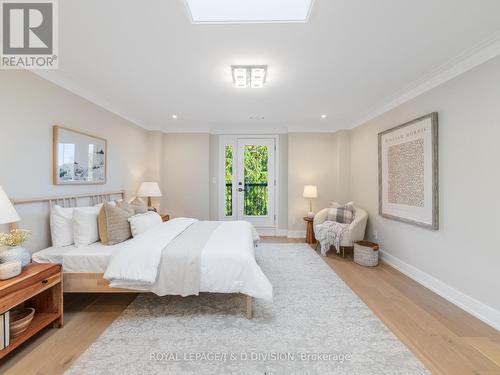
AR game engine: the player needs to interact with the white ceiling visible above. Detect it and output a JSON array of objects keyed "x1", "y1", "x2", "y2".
[{"x1": 38, "y1": 0, "x2": 500, "y2": 133}]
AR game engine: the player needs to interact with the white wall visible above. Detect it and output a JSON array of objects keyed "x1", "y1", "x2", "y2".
[
  {"x1": 0, "y1": 71, "x2": 151, "y2": 251},
  {"x1": 349, "y1": 55, "x2": 500, "y2": 326},
  {"x1": 334, "y1": 130, "x2": 351, "y2": 204},
  {"x1": 160, "y1": 133, "x2": 210, "y2": 220},
  {"x1": 287, "y1": 133, "x2": 338, "y2": 233}
]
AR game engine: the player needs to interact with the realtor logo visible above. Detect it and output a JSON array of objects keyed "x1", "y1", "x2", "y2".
[{"x1": 1, "y1": 0, "x2": 58, "y2": 69}]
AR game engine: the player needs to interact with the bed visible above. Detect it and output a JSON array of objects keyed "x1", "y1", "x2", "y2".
[{"x1": 12, "y1": 191, "x2": 273, "y2": 319}]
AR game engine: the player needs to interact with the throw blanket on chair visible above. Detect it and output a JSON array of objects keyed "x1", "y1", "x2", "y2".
[{"x1": 315, "y1": 220, "x2": 349, "y2": 256}]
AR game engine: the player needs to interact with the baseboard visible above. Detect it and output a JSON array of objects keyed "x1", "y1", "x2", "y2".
[
  {"x1": 257, "y1": 229, "x2": 304, "y2": 238},
  {"x1": 256, "y1": 228, "x2": 276, "y2": 236},
  {"x1": 380, "y1": 250, "x2": 500, "y2": 331},
  {"x1": 257, "y1": 228, "x2": 288, "y2": 236},
  {"x1": 286, "y1": 230, "x2": 306, "y2": 239}
]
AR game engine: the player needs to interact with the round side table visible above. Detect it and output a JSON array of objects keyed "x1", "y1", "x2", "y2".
[{"x1": 303, "y1": 216, "x2": 316, "y2": 244}]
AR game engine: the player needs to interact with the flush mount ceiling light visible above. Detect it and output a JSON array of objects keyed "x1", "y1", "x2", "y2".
[
  {"x1": 172, "y1": 114, "x2": 178, "y2": 119},
  {"x1": 185, "y1": 0, "x2": 314, "y2": 24},
  {"x1": 232, "y1": 65, "x2": 267, "y2": 89},
  {"x1": 321, "y1": 114, "x2": 327, "y2": 119}
]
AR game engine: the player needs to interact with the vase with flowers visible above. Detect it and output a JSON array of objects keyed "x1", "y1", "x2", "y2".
[{"x1": 0, "y1": 229, "x2": 31, "y2": 267}]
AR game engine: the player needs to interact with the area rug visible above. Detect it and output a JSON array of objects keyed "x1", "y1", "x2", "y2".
[{"x1": 65, "y1": 243, "x2": 429, "y2": 374}]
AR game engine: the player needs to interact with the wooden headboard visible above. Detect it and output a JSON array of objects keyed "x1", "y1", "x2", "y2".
[{"x1": 8, "y1": 191, "x2": 125, "y2": 250}]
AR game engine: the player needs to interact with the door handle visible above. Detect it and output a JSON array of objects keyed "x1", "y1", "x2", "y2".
[{"x1": 238, "y1": 187, "x2": 245, "y2": 192}]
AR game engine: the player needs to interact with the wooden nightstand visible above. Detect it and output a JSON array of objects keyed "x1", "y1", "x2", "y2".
[
  {"x1": 0, "y1": 263, "x2": 63, "y2": 359},
  {"x1": 303, "y1": 216, "x2": 316, "y2": 244},
  {"x1": 161, "y1": 214, "x2": 170, "y2": 222}
]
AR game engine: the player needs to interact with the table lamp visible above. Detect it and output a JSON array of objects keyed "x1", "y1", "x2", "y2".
[
  {"x1": 303, "y1": 185, "x2": 317, "y2": 218},
  {"x1": 137, "y1": 182, "x2": 162, "y2": 211},
  {"x1": 0, "y1": 186, "x2": 22, "y2": 279},
  {"x1": 0, "y1": 186, "x2": 20, "y2": 226}
]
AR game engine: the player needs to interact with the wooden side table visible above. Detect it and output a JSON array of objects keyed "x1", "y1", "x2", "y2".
[
  {"x1": 303, "y1": 216, "x2": 316, "y2": 244},
  {"x1": 161, "y1": 214, "x2": 170, "y2": 222},
  {"x1": 0, "y1": 263, "x2": 63, "y2": 359}
]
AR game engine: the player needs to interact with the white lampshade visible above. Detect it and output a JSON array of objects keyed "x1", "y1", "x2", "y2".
[
  {"x1": 303, "y1": 185, "x2": 317, "y2": 199},
  {"x1": 0, "y1": 186, "x2": 20, "y2": 224},
  {"x1": 137, "y1": 182, "x2": 162, "y2": 197}
]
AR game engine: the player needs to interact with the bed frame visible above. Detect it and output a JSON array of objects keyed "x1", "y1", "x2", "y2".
[{"x1": 10, "y1": 191, "x2": 253, "y2": 319}]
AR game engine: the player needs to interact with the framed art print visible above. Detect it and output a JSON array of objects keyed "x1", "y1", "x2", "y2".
[
  {"x1": 378, "y1": 113, "x2": 438, "y2": 230},
  {"x1": 53, "y1": 125, "x2": 107, "y2": 185}
]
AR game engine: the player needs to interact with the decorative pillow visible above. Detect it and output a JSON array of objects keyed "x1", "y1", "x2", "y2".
[
  {"x1": 118, "y1": 199, "x2": 147, "y2": 215},
  {"x1": 131, "y1": 198, "x2": 148, "y2": 213},
  {"x1": 327, "y1": 202, "x2": 356, "y2": 224},
  {"x1": 128, "y1": 211, "x2": 163, "y2": 237},
  {"x1": 98, "y1": 202, "x2": 134, "y2": 246},
  {"x1": 50, "y1": 205, "x2": 74, "y2": 247},
  {"x1": 73, "y1": 205, "x2": 102, "y2": 247}
]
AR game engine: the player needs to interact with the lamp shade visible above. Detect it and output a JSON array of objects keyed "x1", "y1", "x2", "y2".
[
  {"x1": 303, "y1": 185, "x2": 317, "y2": 199},
  {"x1": 0, "y1": 186, "x2": 20, "y2": 224},
  {"x1": 137, "y1": 182, "x2": 162, "y2": 197}
]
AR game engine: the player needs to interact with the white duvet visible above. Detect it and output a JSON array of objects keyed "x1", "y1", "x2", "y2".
[{"x1": 103, "y1": 218, "x2": 273, "y2": 301}]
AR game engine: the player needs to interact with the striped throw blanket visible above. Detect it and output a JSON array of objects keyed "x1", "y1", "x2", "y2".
[{"x1": 315, "y1": 220, "x2": 349, "y2": 256}]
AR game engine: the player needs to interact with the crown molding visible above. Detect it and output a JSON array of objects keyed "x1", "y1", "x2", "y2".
[
  {"x1": 210, "y1": 126, "x2": 288, "y2": 135},
  {"x1": 30, "y1": 30, "x2": 500, "y2": 134},
  {"x1": 30, "y1": 70, "x2": 151, "y2": 130},
  {"x1": 349, "y1": 32, "x2": 500, "y2": 129}
]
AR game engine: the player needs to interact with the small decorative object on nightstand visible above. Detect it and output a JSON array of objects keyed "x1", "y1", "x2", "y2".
[
  {"x1": 160, "y1": 214, "x2": 170, "y2": 222},
  {"x1": 0, "y1": 229, "x2": 32, "y2": 267},
  {"x1": 0, "y1": 186, "x2": 26, "y2": 280},
  {"x1": 0, "y1": 263, "x2": 63, "y2": 358},
  {"x1": 303, "y1": 216, "x2": 316, "y2": 244},
  {"x1": 303, "y1": 185, "x2": 317, "y2": 218},
  {"x1": 137, "y1": 182, "x2": 162, "y2": 212}
]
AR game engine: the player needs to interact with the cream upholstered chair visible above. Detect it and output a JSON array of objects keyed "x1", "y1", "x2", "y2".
[{"x1": 313, "y1": 202, "x2": 368, "y2": 255}]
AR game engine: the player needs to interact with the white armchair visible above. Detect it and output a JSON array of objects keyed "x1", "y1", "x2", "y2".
[{"x1": 313, "y1": 203, "x2": 368, "y2": 254}]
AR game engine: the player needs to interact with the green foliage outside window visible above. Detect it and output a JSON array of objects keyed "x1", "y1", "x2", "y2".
[
  {"x1": 243, "y1": 145, "x2": 268, "y2": 216},
  {"x1": 225, "y1": 146, "x2": 233, "y2": 216},
  {"x1": 224, "y1": 145, "x2": 269, "y2": 217}
]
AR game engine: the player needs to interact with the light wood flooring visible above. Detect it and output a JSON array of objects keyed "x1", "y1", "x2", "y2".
[{"x1": 0, "y1": 237, "x2": 499, "y2": 375}]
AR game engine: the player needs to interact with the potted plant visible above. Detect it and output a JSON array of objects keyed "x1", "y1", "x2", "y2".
[{"x1": 0, "y1": 229, "x2": 31, "y2": 266}]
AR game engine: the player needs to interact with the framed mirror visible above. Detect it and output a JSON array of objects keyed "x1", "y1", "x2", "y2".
[{"x1": 53, "y1": 125, "x2": 107, "y2": 185}]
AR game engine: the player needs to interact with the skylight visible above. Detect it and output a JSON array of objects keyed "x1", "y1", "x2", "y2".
[{"x1": 185, "y1": 0, "x2": 314, "y2": 24}]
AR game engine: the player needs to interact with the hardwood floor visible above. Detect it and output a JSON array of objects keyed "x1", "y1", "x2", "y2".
[
  {"x1": 319, "y1": 247, "x2": 500, "y2": 375},
  {"x1": 0, "y1": 293, "x2": 137, "y2": 375},
  {"x1": 0, "y1": 237, "x2": 498, "y2": 375}
]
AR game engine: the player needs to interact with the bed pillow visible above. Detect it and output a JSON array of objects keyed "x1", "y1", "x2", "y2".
[
  {"x1": 50, "y1": 205, "x2": 75, "y2": 247},
  {"x1": 327, "y1": 202, "x2": 356, "y2": 224},
  {"x1": 98, "y1": 201, "x2": 134, "y2": 246},
  {"x1": 117, "y1": 199, "x2": 147, "y2": 215},
  {"x1": 128, "y1": 211, "x2": 163, "y2": 237},
  {"x1": 130, "y1": 198, "x2": 148, "y2": 214},
  {"x1": 73, "y1": 205, "x2": 102, "y2": 247}
]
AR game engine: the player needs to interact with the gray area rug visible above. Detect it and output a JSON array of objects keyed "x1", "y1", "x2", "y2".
[{"x1": 66, "y1": 243, "x2": 429, "y2": 374}]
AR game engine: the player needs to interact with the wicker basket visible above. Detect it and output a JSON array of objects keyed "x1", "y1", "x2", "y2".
[{"x1": 354, "y1": 241, "x2": 379, "y2": 267}]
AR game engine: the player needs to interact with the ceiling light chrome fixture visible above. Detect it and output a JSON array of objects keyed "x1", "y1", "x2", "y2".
[{"x1": 231, "y1": 65, "x2": 267, "y2": 88}]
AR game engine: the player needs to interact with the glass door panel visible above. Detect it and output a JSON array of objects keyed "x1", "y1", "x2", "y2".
[
  {"x1": 243, "y1": 145, "x2": 269, "y2": 216},
  {"x1": 237, "y1": 139, "x2": 275, "y2": 228},
  {"x1": 224, "y1": 145, "x2": 233, "y2": 217}
]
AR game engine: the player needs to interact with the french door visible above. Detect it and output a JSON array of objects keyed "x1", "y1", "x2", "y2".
[{"x1": 220, "y1": 137, "x2": 276, "y2": 229}]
